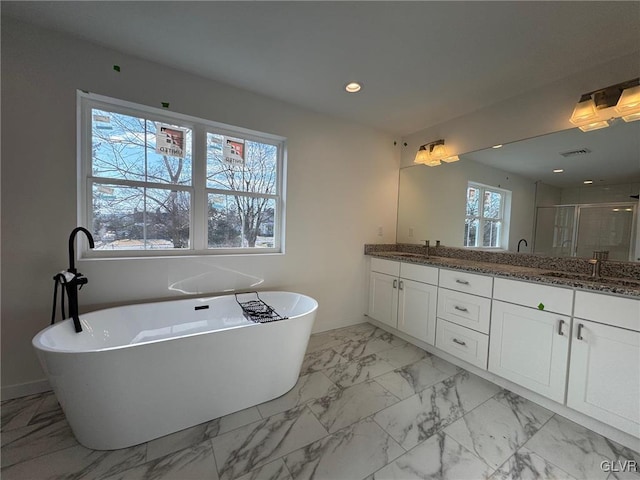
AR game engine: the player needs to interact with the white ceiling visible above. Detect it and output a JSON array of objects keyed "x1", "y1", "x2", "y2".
[{"x1": 3, "y1": 1, "x2": 639, "y2": 136}]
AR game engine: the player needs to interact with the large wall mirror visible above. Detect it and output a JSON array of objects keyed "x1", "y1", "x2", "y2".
[{"x1": 397, "y1": 120, "x2": 640, "y2": 262}]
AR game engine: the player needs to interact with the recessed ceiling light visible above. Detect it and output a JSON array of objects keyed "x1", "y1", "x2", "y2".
[
  {"x1": 345, "y1": 82, "x2": 362, "y2": 93},
  {"x1": 553, "y1": 169, "x2": 564, "y2": 173},
  {"x1": 492, "y1": 144, "x2": 503, "y2": 149},
  {"x1": 583, "y1": 180, "x2": 593, "y2": 184}
]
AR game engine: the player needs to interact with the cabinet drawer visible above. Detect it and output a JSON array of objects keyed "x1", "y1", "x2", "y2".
[
  {"x1": 574, "y1": 291, "x2": 640, "y2": 331},
  {"x1": 437, "y1": 288, "x2": 491, "y2": 334},
  {"x1": 371, "y1": 258, "x2": 400, "y2": 276},
  {"x1": 400, "y1": 262, "x2": 438, "y2": 285},
  {"x1": 493, "y1": 277, "x2": 573, "y2": 316},
  {"x1": 435, "y1": 318, "x2": 488, "y2": 369},
  {"x1": 439, "y1": 269, "x2": 493, "y2": 298}
]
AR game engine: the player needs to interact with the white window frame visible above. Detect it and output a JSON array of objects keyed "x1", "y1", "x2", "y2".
[
  {"x1": 464, "y1": 182, "x2": 510, "y2": 249},
  {"x1": 78, "y1": 91, "x2": 286, "y2": 258}
]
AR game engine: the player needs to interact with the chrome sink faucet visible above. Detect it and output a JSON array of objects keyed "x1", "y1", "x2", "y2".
[
  {"x1": 589, "y1": 250, "x2": 609, "y2": 279},
  {"x1": 423, "y1": 240, "x2": 430, "y2": 258}
]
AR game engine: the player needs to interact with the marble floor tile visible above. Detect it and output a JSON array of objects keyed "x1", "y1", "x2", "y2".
[
  {"x1": 1, "y1": 393, "x2": 46, "y2": 432},
  {"x1": 444, "y1": 394, "x2": 554, "y2": 469},
  {"x1": 373, "y1": 370, "x2": 500, "y2": 450},
  {"x1": 257, "y1": 372, "x2": 338, "y2": 418},
  {"x1": 308, "y1": 380, "x2": 400, "y2": 433},
  {"x1": 333, "y1": 333, "x2": 407, "y2": 362},
  {"x1": 147, "y1": 406, "x2": 262, "y2": 462},
  {"x1": 300, "y1": 347, "x2": 348, "y2": 375},
  {"x1": 524, "y1": 415, "x2": 620, "y2": 480},
  {"x1": 489, "y1": 447, "x2": 577, "y2": 480},
  {"x1": 374, "y1": 342, "x2": 431, "y2": 369},
  {"x1": 324, "y1": 354, "x2": 396, "y2": 388},
  {"x1": 369, "y1": 432, "x2": 494, "y2": 480},
  {"x1": 284, "y1": 417, "x2": 404, "y2": 480},
  {"x1": 234, "y1": 459, "x2": 292, "y2": 480},
  {"x1": 1, "y1": 417, "x2": 79, "y2": 468},
  {"x1": 211, "y1": 405, "x2": 327, "y2": 480},
  {"x1": 606, "y1": 470, "x2": 640, "y2": 480},
  {"x1": 374, "y1": 357, "x2": 454, "y2": 400},
  {"x1": 28, "y1": 392, "x2": 65, "y2": 426},
  {"x1": 101, "y1": 441, "x2": 217, "y2": 480},
  {"x1": 305, "y1": 332, "x2": 349, "y2": 354},
  {"x1": 1, "y1": 443, "x2": 147, "y2": 480}
]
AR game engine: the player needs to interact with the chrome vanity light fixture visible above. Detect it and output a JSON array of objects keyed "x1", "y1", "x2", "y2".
[
  {"x1": 414, "y1": 139, "x2": 459, "y2": 167},
  {"x1": 569, "y1": 78, "x2": 640, "y2": 132}
]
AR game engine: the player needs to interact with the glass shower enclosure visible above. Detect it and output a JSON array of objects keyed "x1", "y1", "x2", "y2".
[{"x1": 534, "y1": 203, "x2": 638, "y2": 261}]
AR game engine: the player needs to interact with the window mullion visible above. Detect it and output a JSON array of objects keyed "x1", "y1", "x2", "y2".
[{"x1": 192, "y1": 125, "x2": 207, "y2": 250}]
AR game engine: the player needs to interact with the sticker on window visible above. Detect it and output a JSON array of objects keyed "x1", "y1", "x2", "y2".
[
  {"x1": 156, "y1": 124, "x2": 186, "y2": 158},
  {"x1": 93, "y1": 114, "x2": 112, "y2": 130},
  {"x1": 223, "y1": 137, "x2": 245, "y2": 167}
]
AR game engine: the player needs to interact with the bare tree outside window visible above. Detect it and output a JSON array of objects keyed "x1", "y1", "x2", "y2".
[
  {"x1": 86, "y1": 100, "x2": 283, "y2": 254},
  {"x1": 91, "y1": 110, "x2": 192, "y2": 250}
]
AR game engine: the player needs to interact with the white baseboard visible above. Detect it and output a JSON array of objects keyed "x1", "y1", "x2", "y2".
[{"x1": 1, "y1": 379, "x2": 51, "y2": 401}]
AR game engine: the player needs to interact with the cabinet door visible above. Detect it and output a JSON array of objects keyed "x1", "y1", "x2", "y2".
[
  {"x1": 398, "y1": 279, "x2": 437, "y2": 345},
  {"x1": 368, "y1": 271, "x2": 398, "y2": 328},
  {"x1": 567, "y1": 320, "x2": 640, "y2": 438},
  {"x1": 489, "y1": 300, "x2": 570, "y2": 403}
]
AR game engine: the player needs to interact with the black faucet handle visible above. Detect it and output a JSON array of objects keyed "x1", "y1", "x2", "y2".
[{"x1": 76, "y1": 273, "x2": 89, "y2": 289}]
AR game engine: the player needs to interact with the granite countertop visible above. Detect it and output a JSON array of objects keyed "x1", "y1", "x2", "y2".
[{"x1": 368, "y1": 251, "x2": 640, "y2": 299}]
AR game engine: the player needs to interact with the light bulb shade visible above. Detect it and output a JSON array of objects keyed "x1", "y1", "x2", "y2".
[
  {"x1": 622, "y1": 112, "x2": 640, "y2": 123},
  {"x1": 578, "y1": 120, "x2": 610, "y2": 132},
  {"x1": 424, "y1": 158, "x2": 441, "y2": 167},
  {"x1": 414, "y1": 148, "x2": 430, "y2": 164},
  {"x1": 615, "y1": 85, "x2": 640, "y2": 115},
  {"x1": 430, "y1": 143, "x2": 448, "y2": 160},
  {"x1": 442, "y1": 155, "x2": 460, "y2": 163},
  {"x1": 570, "y1": 96, "x2": 598, "y2": 125}
]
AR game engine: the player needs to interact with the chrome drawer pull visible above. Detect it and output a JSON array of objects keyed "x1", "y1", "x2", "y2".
[
  {"x1": 452, "y1": 338, "x2": 466, "y2": 346},
  {"x1": 558, "y1": 319, "x2": 565, "y2": 336},
  {"x1": 577, "y1": 323, "x2": 584, "y2": 340},
  {"x1": 393, "y1": 279, "x2": 398, "y2": 289},
  {"x1": 454, "y1": 305, "x2": 469, "y2": 313},
  {"x1": 455, "y1": 279, "x2": 470, "y2": 285},
  {"x1": 399, "y1": 280, "x2": 404, "y2": 290}
]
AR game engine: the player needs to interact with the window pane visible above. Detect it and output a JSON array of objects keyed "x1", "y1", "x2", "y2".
[
  {"x1": 92, "y1": 109, "x2": 192, "y2": 186},
  {"x1": 482, "y1": 190, "x2": 503, "y2": 219},
  {"x1": 464, "y1": 218, "x2": 479, "y2": 247},
  {"x1": 207, "y1": 133, "x2": 278, "y2": 194},
  {"x1": 92, "y1": 183, "x2": 190, "y2": 249},
  {"x1": 466, "y1": 186, "x2": 480, "y2": 216},
  {"x1": 483, "y1": 220, "x2": 501, "y2": 247},
  {"x1": 92, "y1": 109, "x2": 146, "y2": 182},
  {"x1": 208, "y1": 194, "x2": 275, "y2": 248}
]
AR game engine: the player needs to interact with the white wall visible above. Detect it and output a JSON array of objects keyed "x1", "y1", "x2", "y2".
[
  {"x1": 0, "y1": 18, "x2": 400, "y2": 393},
  {"x1": 397, "y1": 161, "x2": 535, "y2": 250}
]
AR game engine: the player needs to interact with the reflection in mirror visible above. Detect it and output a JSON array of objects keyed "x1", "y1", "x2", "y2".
[{"x1": 397, "y1": 120, "x2": 640, "y2": 262}]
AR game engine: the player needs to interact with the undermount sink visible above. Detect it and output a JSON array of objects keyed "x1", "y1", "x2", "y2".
[
  {"x1": 541, "y1": 271, "x2": 640, "y2": 289},
  {"x1": 391, "y1": 252, "x2": 428, "y2": 258}
]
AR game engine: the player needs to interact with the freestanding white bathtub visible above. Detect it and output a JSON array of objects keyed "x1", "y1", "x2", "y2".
[{"x1": 32, "y1": 291, "x2": 318, "y2": 450}]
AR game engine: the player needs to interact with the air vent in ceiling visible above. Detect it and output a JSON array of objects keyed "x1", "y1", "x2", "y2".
[{"x1": 560, "y1": 148, "x2": 591, "y2": 157}]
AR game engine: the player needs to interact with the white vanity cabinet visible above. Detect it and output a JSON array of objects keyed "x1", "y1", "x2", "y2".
[
  {"x1": 566, "y1": 292, "x2": 640, "y2": 438},
  {"x1": 488, "y1": 278, "x2": 573, "y2": 403},
  {"x1": 368, "y1": 258, "x2": 438, "y2": 345},
  {"x1": 435, "y1": 269, "x2": 493, "y2": 369}
]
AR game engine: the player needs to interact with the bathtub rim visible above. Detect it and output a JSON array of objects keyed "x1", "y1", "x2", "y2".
[{"x1": 33, "y1": 291, "x2": 318, "y2": 355}]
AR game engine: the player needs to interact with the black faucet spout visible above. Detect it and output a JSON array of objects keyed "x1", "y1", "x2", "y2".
[
  {"x1": 68, "y1": 227, "x2": 94, "y2": 274},
  {"x1": 517, "y1": 238, "x2": 528, "y2": 252},
  {"x1": 66, "y1": 227, "x2": 95, "y2": 332}
]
